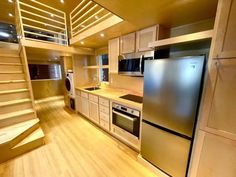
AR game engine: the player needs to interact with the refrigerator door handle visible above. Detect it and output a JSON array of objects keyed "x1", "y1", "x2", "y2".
[{"x1": 112, "y1": 110, "x2": 136, "y2": 122}]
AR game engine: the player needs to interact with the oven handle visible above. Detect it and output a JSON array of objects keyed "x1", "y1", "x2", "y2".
[{"x1": 112, "y1": 110, "x2": 137, "y2": 122}]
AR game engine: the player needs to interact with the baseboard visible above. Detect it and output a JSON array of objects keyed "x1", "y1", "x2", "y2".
[
  {"x1": 137, "y1": 154, "x2": 170, "y2": 177},
  {"x1": 34, "y1": 96, "x2": 64, "y2": 103}
]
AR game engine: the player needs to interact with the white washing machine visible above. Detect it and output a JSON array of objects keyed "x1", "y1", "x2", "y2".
[{"x1": 65, "y1": 71, "x2": 75, "y2": 98}]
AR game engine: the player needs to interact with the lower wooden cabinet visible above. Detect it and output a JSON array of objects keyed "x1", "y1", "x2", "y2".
[
  {"x1": 89, "y1": 101, "x2": 99, "y2": 124},
  {"x1": 81, "y1": 96, "x2": 89, "y2": 118},
  {"x1": 75, "y1": 96, "x2": 82, "y2": 113},
  {"x1": 196, "y1": 132, "x2": 236, "y2": 177}
]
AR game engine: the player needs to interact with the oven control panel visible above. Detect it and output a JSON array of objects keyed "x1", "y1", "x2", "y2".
[{"x1": 112, "y1": 103, "x2": 140, "y2": 117}]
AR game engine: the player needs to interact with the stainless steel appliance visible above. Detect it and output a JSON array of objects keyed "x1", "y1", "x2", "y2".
[
  {"x1": 141, "y1": 56, "x2": 205, "y2": 177},
  {"x1": 112, "y1": 103, "x2": 140, "y2": 138},
  {"x1": 118, "y1": 51, "x2": 154, "y2": 76},
  {"x1": 119, "y1": 94, "x2": 143, "y2": 103}
]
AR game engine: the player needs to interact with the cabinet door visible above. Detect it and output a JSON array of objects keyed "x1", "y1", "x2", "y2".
[
  {"x1": 136, "y1": 26, "x2": 157, "y2": 52},
  {"x1": 81, "y1": 97, "x2": 89, "y2": 118},
  {"x1": 75, "y1": 96, "x2": 82, "y2": 113},
  {"x1": 207, "y1": 59, "x2": 236, "y2": 135},
  {"x1": 213, "y1": 0, "x2": 236, "y2": 58},
  {"x1": 89, "y1": 101, "x2": 99, "y2": 124},
  {"x1": 108, "y1": 38, "x2": 119, "y2": 73},
  {"x1": 197, "y1": 132, "x2": 236, "y2": 177},
  {"x1": 120, "y1": 32, "x2": 136, "y2": 54}
]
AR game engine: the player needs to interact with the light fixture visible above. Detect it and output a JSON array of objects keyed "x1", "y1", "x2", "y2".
[
  {"x1": 95, "y1": 15, "x2": 99, "y2": 20},
  {"x1": 100, "y1": 33, "x2": 105, "y2": 37},
  {"x1": 9, "y1": 13, "x2": 13, "y2": 17},
  {"x1": 8, "y1": 0, "x2": 13, "y2": 3},
  {"x1": 60, "y1": 0, "x2": 64, "y2": 3},
  {"x1": 0, "y1": 32, "x2": 10, "y2": 38},
  {"x1": 50, "y1": 14, "x2": 54, "y2": 17},
  {"x1": 80, "y1": 41, "x2": 84, "y2": 45},
  {"x1": 81, "y1": 25, "x2": 85, "y2": 28}
]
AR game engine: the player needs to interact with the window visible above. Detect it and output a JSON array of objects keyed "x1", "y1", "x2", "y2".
[
  {"x1": 0, "y1": 22, "x2": 18, "y2": 43},
  {"x1": 29, "y1": 64, "x2": 62, "y2": 80},
  {"x1": 98, "y1": 54, "x2": 109, "y2": 82}
]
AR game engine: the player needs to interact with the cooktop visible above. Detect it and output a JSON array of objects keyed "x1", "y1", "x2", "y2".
[{"x1": 119, "y1": 94, "x2": 143, "y2": 103}]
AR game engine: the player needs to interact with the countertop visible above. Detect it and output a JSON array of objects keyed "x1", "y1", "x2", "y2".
[{"x1": 76, "y1": 86, "x2": 143, "y2": 110}]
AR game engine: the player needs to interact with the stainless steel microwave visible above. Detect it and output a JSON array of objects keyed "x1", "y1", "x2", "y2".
[{"x1": 118, "y1": 52, "x2": 154, "y2": 76}]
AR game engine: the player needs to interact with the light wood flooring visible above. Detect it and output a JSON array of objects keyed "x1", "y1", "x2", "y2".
[{"x1": 0, "y1": 99, "x2": 157, "y2": 177}]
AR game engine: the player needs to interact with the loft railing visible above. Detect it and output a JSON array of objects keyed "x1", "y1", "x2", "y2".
[
  {"x1": 15, "y1": 0, "x2": 68, "y2": 46},
  {"x1": 70, "y1": 0, "x2": 112, "y2": 38}
]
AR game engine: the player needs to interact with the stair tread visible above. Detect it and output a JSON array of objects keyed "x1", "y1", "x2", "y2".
[
  {"x1": 0, "y1": 80, "x2": 26, "y2": 84},
  {"x1": 0, "y1": 109, "x2": 34, "y2": 120},
  {"x1": 0, "y1": 71, "x2": 23, "y2": 74},
  {"x1": 0, "y1": 88, "x2": 28, "y2": 95},
  {"x1": 0, "y1": 63, "x2": 22, "y2": 66},
  {"x1": 12, "y1": 127, "x2": 44, "y2": 149},
  {"x1": 0, "y1": 119, "x2": 39, "y2": 145},
  {"x1": 0, "y1": 98, "x2": 31, "y2": 107}
]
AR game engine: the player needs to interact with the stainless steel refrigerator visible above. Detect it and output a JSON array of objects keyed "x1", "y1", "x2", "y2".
[{"x1": 141, "y1": 56, "x2": 205, "y2": 177}]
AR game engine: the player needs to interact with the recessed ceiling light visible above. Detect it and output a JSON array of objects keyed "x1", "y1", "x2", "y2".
[
  {"x1": 60, "y1": 0, "x2": 64, "y2": 3},
  {"x1": 100, "y1": 33, "x2": 105, "y2": 37},
  {"x1": 80, "y1": 41, "x2": 84, "y2": 45},
  {"x1": 8, "y1": 0, "x2": 13, "y2": 3},
  {"x1": 81, "y1": 25, "x2": 85, "y2": 28},
  {"x1": 50, "y1": 14, "x2": 54, "y2": 17},
  {"x1": 9, "y1": 13, "x2": 13, "y2": 17},
  {"x1": 0, "y1": 32, "x2": 10, "y2": 38},
  {"x1": 95, "y1": 15, "x2": 99, "y2": 20}
]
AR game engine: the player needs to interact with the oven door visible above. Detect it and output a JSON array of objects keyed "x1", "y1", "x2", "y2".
[
  {"x1": 118, "y1": 58, "x2": 143, "y2": 76},
  {"x1": 112, "y1": 109, "x2": 140, "y2": 138}
]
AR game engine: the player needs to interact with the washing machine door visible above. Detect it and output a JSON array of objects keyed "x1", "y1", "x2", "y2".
[{"x1": 65, "y1": 77, "x2": 71, "y2": 92}]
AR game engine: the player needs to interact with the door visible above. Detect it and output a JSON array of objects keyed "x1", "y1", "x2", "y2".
[
  {"x1": 141, "y1": 122, "x2": 191, "y2": 177},
  {"x1": 120, "y1": 32, "x2": 136, "y2": 54},
  {"x1": 89, "y1": 101, "x2": 99, "y2": 124},
  {"x1": 75, "y1": 96, "x2": 82, "y2": 113},
  {"x1": 142, "y1": 57, "x2": 205, "y2": 137},
  {"x1": 81, "y1": 97, "x2": 89, "y2": 118}
]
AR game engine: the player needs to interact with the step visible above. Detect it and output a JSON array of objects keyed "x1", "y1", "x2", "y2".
[
  {"x1": 0, "y1": 127, "x2": 44, "y2": 163},
  {"x1": 0, "y1": 71, "x2": 23, "y2": 74},
  {"x1": 0, "y1": 119, "x2": 40, "y2": 147},
  {"x1": 0, "y1": 56, "x2": 21, "y2": 64},
  {"x1": 0, "y1": 65, "x2": 23, "y2": 73},
  {"x1": 0, "y1": 73, "x2": 25, "y2": 81},
  {"x1": 0, "y1": 90, "x2": 30, "y2": 103},
  {"x1": 0, "y1": 109, "x2": 35, "y2": 128},
  {"x1": 0, "y1": 80, "x2": 27, "y2": 91},
  {"x1": 0, "y1": 99, "x2": 32, "y2": 114}
]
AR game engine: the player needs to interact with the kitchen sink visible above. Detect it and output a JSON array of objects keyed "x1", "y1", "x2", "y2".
[{"x1": 84, "y1": 87, "x2": 100, "y2": 91}]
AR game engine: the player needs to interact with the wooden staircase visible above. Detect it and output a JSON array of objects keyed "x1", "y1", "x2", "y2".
[{"x1": 0, "y1": 47, "x2": 45, "y2": 163}]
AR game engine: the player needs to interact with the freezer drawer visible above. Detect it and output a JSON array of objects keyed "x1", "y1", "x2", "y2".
[{"x1": 141, "y1": 122, "x2": 191, "y2": 177}]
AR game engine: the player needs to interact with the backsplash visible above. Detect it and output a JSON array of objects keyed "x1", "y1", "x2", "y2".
[{"x1": 109, "y1": 73, "x2": 144, "y2": 94}]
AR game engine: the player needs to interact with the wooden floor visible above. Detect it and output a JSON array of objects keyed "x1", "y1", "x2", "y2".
[{"x1": 0, "y1": 99, "x2": 157, "y2": 177}]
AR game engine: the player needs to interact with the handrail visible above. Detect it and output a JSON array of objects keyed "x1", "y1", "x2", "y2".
[
  {"x1": 70, "y1": 0, "x2": 87, "y2": 15},
  {"x1": 15, "y1": 0, "x2": 68, "y2": 46},
  {"x1": 71, "y1": 1, "x2": 93, "y2": 21}
]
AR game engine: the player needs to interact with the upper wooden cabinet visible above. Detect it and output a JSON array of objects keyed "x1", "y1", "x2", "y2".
[
  {"x1": 120, "y1": 32, "x2": 136, "y2": 54},
  {"x1": 213, "y1": 0, "x2": 236, "y2": 59},
  {"x1": 136, "y1": 26, "x2": 157, "y2": 52},
  {"x1": 108, "y1": 38, "x2": 120, "y2": 73}
]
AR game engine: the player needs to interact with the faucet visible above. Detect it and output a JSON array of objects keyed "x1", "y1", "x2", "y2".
[{"x1": 92, "y1": 75, "x2": 100, "y2": 88}]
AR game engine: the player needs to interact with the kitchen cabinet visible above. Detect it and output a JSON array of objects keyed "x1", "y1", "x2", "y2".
[
  {"x1": 207, "y1": 59, "x2": 236, "y2": 135},
  {"x1": 80, "y1": 92, "x2": 89, "y2": 118},
  {"x1": 75, "y1": 96, "x2": 82, "y2": 113},
  {"x1": 89, "y1": 94, "x2": 99, "y2": 124},
  {"x1": 196, "y1": 132, "x2": 236, "y2": 177},
  {"x1": 120, "y1": 32, "x2": 136, "y2": 54},
  {"x1": 99, "y1": 97, "x2": 110, "y2": 131},
  {"x1": 109, "y1": 38, "x2": 119, "y2": 74},
  {"x1": 213, "y1": 0, "x2": 236, "y2": 59},
  {"x1": 136, "y1": 26, "x2": 157, "y2": 52}
]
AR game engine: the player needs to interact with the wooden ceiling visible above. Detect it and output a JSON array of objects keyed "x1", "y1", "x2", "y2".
[{"x1": 0, "y1": 0, "x2": 219, "y2": 49}]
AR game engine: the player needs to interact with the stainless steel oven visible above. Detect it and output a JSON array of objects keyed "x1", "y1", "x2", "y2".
[{"x1": 112, "y1": 103, "x2": 140, "y2": 138}]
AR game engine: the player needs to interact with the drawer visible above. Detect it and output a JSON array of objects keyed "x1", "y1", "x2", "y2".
[
  {"x1": 89, "y1": 94, "x2": 98, "y2": 103},
  {"x1": 81, "y1": 91, "x2": 88, "y2": 98},
  {"x1": 100, "y1": 112, "x2": 109, "y2": 122},
  {"x1": 100, "y1": 119, "x2": 109, "y2": 131},
  {"x1": 75, "y1": 90, "x2": 80, "y2": 96},
  {"x1": 99, "y1": 105, "x2": 109, "y2": 114},
  {"x1": 99, "y1": 97, "x2": 109, "y2": 107}
]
